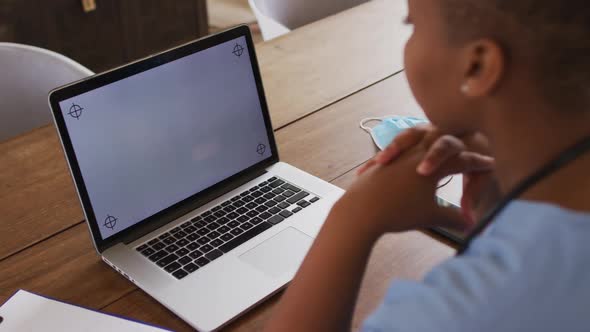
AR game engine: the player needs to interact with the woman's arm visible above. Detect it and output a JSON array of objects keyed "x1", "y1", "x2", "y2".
[{"x1": 263, "y1": 204, "x2": 380, "y2": 331}]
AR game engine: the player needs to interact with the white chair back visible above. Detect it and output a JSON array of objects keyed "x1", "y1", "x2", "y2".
[
  {"x1": 249, "y1": 0, "x2": 370, "y2": 40},
  {"x1": 0, "y1": 43, "x2": 93, "y2": 141}
]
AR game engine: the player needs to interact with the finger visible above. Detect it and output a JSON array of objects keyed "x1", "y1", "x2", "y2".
[
  {"x1": 435, "y1": 152, "x2": 495, "y2": 178},
  {"x1": 376, "y1": 126, "x2": 430, "y2": 165},
  {"x1": 417, "y1": 135, "x2": 466, "y2": 175},
  {"x1": 357, "y1": 159, "x2": 377, "y2": 176}
]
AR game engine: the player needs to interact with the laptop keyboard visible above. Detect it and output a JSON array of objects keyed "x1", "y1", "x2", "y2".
[{"x1": 135, "y1": 177, "x2": 321, "y2": 279}]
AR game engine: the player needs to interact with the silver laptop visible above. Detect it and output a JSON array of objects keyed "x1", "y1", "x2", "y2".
[{"x1": 48, "y1": 26, "x2": 344, "y2": 331}]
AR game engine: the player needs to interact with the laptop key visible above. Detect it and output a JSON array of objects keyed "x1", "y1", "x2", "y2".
[
  {"x1": 259, "y1": 212, "x2": 272, "y2": 220},
  {"x1": 157, "y1": 254, "x2": 179, "y2": 267},
  {"x1": 217, "y1": 225, "x2": 230, "y2": 233},
  {"x1": 191, "y1": 216, "x2": 203, "y2": 223},
  {"x1": 206, "y1": 249, "x2": 223, "y2": 261},
  {"x1": 263, "y1": 193, "x2": 276, "y2": 200},
  {"x1": 174, "y1": 231, "x2": 187, "y2": 239},
  {"x1": 260, "y1": 186, "x2": 272, "y2": 193},
  {"x1": 297, "y1": 200, "x2": 311, "y2": 208},
  {"x1": 231, "y1": 196, "x2": 241, "y2": 202},
  {"x1": 255, "y1": 205, "x2": 268, "y2": 212},
  {"x1": 237, "y1": 207, "x2": 249, "y2": 214},
  {"x1": 228, "y1": 220, "x2": 240, "y2": 228},
  {"x1": 199, "y1": 244, "x2": 213, "y2": 253},
  {"x1": 173, "y1": 269, "x2": 189, "y2": 279},
  {"x1": 230, "y1": 228, "x2": 244, "y2": 236},
  {"x1": 287, "y1": 191, "x2": 309, "y2": 204},
  {"x1": 269, "y1": 207, "x2": 281, "y2": 214},
  {"x1": 245, "y1": 202, "x2": 258, "y2": 209},
  {"x1": 250, "y1": 217, "x2": 263, "y2": 225},
  {"x1": 180, "y1": 221, "x2": 191, "y2": 228},
  {"x1": 274, "y1": 195, "x2": 287, "y2": 202},
  {"x1": 206, "y1": 222, "x2": 220, "y2": 230},
  {"x1": 278, "y1": 202, "x2": 290, "y2": 209},
  {"x1": 192, "y1": 220, "x2": 206, "y2": 228},
  {"x1": 178, "y1": 256, "x2": 192, "y2": 265},
  {"x1": 292, "y1": 207, "x2": 303, "y2": 213},
  {"x1": 251, "y1": 191, "x2": 263, "y2": 197},
  {"x1": 204, "y1": 216, "x2": 217, "y2": 223},
  {"x1": 246, "y1": 210, "x2": 259, "y2": 217},
  {"x1": 165, "y1": 262, "x2": 182, "y2": 273},
  {"x1": 207, "y1": 231, "x2": 221, "y2": 239},
  {"x1": 222, "y1": 201, "x2": 232, "y2": 206},
  {"x1": 210, "y1": 239, "x2": 224, "y2": 247},
  {"x1": 163, "y1": 237, "x2": 175, "y2": 245},
  {"x1": 233, "y1": 200, "x2": 245, "y2": 208},
  {"x1": 217, "y1": 217, "x2": 230, "y2": 224},
  {"x1": 159, "y1": 233, "x2": 171, "y2": 240},
  {"x1": 243, "y1": 195, "x2": 254, "y2": 202},
  {"x1": 259, "y1": 181, "x2": 269, "y2": 186},
  {"x1": 176, "y1": 248, "x2": 189, "y2": 256},
  {"x1": 165, "y1": 244, "x2": 179, "y2": 252},
  {"x1": 254, "y1": 197, "x2": 266, "y2": 205},
  {"x1": 184, "y1": 263, "x2": 199, "y2": 273},
  {"x1": 170, "y1": 227, "x2": 181, "y2": 234},
  {"x1": 280, "y1": 210, "x2": 294, "y2": 218},
  {"x1": 184, "y1": 226, "x2": 197, "y2": 234},
  {"x1": 310, "y1": 197, "x2": 320, "y2": 203},
  {"x1": 264, "y1": 200, "x2": 277, "y2": 207},
  {"x1": 272, "y1": 188, "x2": 285, "y2": 194},
  {"x1": 136, "y1": 244, "x2": 148, "y2": 252},
  {"x1": 241, "y1": 222, "x2": 254, "y2": 230},
  {"x1": 220, "y1": 233, "x2": 234, "y2": 241},
  {"x1": 152, "y1": 242, "x2": 165, "y2": 251},
  {"x1": 148, "y1": 238, "x2": 159, "y2": 246},
  {"x1": 227, "y1": 212, "x2": 239, "y2": 219},
  {"x1": 219, "y1": 222, "x2": 272, "y2": 253},
  {"x1": 148, "y1": 250, "x2": 168, "y2": 262},
  {"x1": 223, "y1": 205, "x2": 236, "y2": 213},
  {"x1": 282, "y1": 190, "x2": 295, "y2": 197},
  {"x1": 283, "y1": 184, "x2": 302, "y2": 193},
  {"x1": 202, "y1": 211, "x2": 212, "y2": 217},
  {"x1": 269, "y1": 179, "x2": 285, "y2": 188},
  {"x1": 187, "y1": 242, "x2": 199, "y2": 251},
  {"x1": 214, "y1": 211, "x2": 226, "y2": 218},
  {"x1": 197, "y1": 237, "x2": 210, "y2": 245},
  {"x1": 189, "y1": 250, "x2": 203, "y2": 259},
  {"x1": 187, "y1": 234, "x2": 199, "y2": 241},
  {"x1": 195, "y1": 257, "x2": 210, "y2": 267},
  {"x1": 237, "y1": 216, "x2": 250, "y2": 223},
  {"x1": 196, "y1": 228, "x2": 210, "y2": 236},
  {"x1": 212, "y1": 205, "x2": 222, "y2": 212},
  {"x1": 176, "y1": 239, "x2": 189, "y2": 247},
  {"x1": 268, "y1": 176, "x2": 277, "y2": 182},
  {"x1": 268, "y1": 215, "x2": 284, "y2": 225},
  {"x1": 141, "y1": 247, "x2": 155, "y2": 257}
]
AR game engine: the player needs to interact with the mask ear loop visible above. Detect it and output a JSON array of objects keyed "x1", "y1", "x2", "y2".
[{"x1": 359, "y1": 117, "x2": 387, "y2": 133}]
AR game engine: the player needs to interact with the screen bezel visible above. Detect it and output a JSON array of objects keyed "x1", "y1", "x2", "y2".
[{"x1": 49, "y1": 26, "x2": 279, "y2": 253}]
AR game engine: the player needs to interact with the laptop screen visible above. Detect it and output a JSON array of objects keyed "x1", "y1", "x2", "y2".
[{"x1": 57, "y1": 36, "x2": 273, "y2": 240}]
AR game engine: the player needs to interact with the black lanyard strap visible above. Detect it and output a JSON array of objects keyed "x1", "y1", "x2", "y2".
[{"x1": 458, "y1": 134, "x2": 590, "y2": 255}]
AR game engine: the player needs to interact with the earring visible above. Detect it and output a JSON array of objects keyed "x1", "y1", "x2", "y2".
[{"x1": 461, "y1": 84, "x2": 470, "y2": 94}]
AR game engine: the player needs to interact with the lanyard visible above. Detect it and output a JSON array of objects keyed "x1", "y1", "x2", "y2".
[{"x1": 457, "y1": 135, "x2": 590, "y2": 255}]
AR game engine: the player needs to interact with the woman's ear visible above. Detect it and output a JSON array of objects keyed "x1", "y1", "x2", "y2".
[{"x1": 460, "y1": 39, "x2": 505, "y2": 97}]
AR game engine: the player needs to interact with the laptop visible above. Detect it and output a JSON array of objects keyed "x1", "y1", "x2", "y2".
[{"x1": 48, "y1": 26, "x2": 345, "y2": 331}]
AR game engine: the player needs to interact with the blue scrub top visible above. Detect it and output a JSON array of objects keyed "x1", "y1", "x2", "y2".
[{"x1": 363, "y1": 200, "x2": 590, "y2": 332}]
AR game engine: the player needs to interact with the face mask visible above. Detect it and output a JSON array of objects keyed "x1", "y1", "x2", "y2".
[{"x1": 360, "y1": 116, "x2": 429, "y2": 150}]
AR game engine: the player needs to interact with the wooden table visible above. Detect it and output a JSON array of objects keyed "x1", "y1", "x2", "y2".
[{"x1": 0, "y1": 1, "x2": 455, "y2": 331}]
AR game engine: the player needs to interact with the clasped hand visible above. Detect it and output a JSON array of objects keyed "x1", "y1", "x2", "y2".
[{"x1": 330, "y1": 125, "x2": 500, "y2": 239}]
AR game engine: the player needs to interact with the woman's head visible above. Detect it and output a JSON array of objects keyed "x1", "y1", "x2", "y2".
[{"x1": 404, "y1": 0, "x2": 590, "y2": 135}]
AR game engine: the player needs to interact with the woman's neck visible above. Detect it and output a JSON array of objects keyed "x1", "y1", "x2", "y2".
[{"x1": 483, "y1": 105, "x2": 590, "y2": 212}]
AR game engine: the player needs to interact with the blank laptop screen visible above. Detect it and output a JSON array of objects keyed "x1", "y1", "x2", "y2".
[{"x1": 58, "y1": 37, "x2": 272, "y2": 240}]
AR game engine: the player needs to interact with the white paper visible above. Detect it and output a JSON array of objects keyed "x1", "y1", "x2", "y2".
[{"x1": 0, "y1": 290, "x2": 169, "y2": 332}]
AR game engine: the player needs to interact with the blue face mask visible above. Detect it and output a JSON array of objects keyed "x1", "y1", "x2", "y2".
[{"x1": 360, "y1": 116, "x2": 429, "y2": 150}]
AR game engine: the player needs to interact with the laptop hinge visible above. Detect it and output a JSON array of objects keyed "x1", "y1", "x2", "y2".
[{"x1": 120, "y1": 168, "x2": 268, "y2": 245}]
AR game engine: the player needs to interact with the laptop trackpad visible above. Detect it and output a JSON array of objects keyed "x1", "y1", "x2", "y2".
[{"x1": 239, "y1": 227, "x2": 313, "y2": 278}]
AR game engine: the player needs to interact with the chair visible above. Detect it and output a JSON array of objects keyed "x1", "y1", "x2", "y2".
[
  {"x1": 0, "y1": 43, "x2": 93, "y2": 141},
  {"x1": 248, "y1": 0, "x2": 370, "y2": 40}
]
